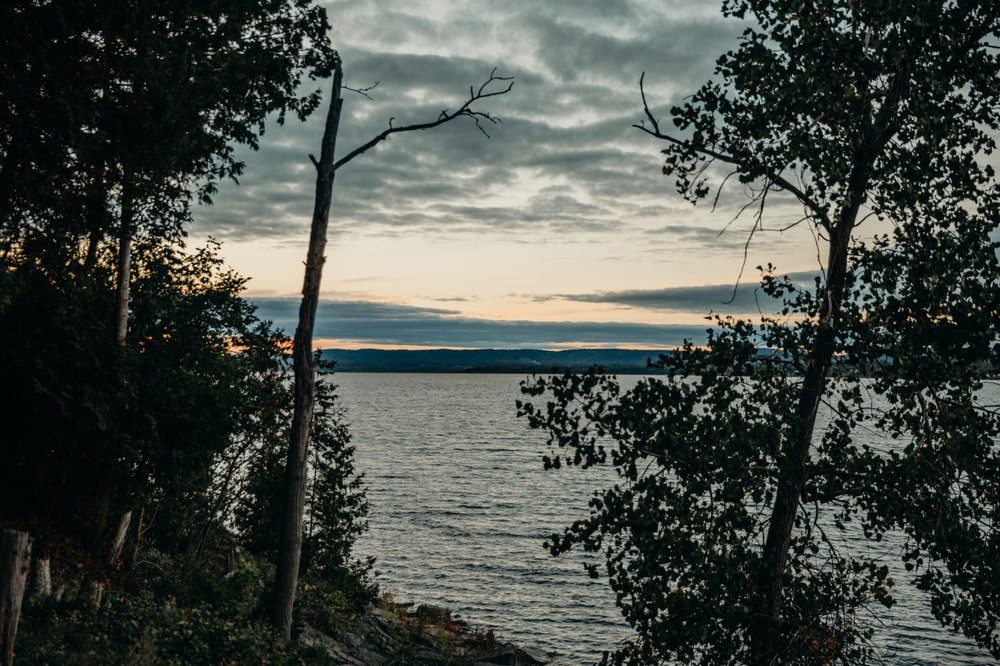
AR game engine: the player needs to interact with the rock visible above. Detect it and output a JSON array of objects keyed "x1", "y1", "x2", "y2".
[
  {"x1": 477, "y1": 643, "x2": 552, "y2": 665},
  {"x1": 298, "y1": 624, "x2": 390, "y2": 665},
  {"x1": 518, "y1": 644, "x2": 553, "y2": 664},
  {"x1": 412, "y1": 603, "x2": 452, "y2": 624},
  {"x1": 298, "y1": 600, "x2": 550, "y2": 666}
]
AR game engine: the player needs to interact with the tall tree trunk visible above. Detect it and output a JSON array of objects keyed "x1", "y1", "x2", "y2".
[
  {"x1": 89, "y1": 177, "x2": 134, "y2": 555},
  {"x1": 108, "y1": 510, "x2": 132, "y2": 568},
  {"x1": 0, "y1": 530, "x2": 32, "y2": 666},
  {"x1": 26, "y1": 556, "x2": 51, "y2": 607},
  {"x1": 750, "y1": 200, "x2": 860, "y2": 664},
  {"x1": 127, "y1": 505, "x2": 145, "y2": 569},
  {"x1": 271, "y1": 57, "x2": 344, "y2": 639},
  {"x1": 114, "y1": 178, "x2": 134, "y2": 346},
  {"x1": 82, "y1": 228, "x2": 102, "y2": 273}
]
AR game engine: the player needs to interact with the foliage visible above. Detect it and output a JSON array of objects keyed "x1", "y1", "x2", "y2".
[
  {"x1": 235, "y1": 357, "x2": 372, "y2": 585},
  {"x1": 16, "y1": 550, "x2": 334, "y2": 666},
  {"x1": 0, "y1": 0, "x2": 375, "y2": 660},
  {"x1": 1, "y1": 0, "x2": 336, "y2": 248},
  {"x1": 522, "y1": 1, "x2": 1000, "y2": 664},
  {"x1": 0, "y1": 230, "x2": 370, "y2": 587},
  {"x1": 0, "y1": 238, "x2": 283, "y2": 547},
  {"x1": 303, "y1": 361, "x2": 372, "y2": 582}
]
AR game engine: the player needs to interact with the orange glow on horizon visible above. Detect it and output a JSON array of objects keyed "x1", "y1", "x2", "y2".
[{"x1": 311, "y1": 338, "x2": 690, "y2": 352}]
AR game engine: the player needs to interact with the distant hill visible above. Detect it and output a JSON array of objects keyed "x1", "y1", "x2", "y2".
[{"x1": 319, "y1": 348, "x2": 675, "y2": 374}]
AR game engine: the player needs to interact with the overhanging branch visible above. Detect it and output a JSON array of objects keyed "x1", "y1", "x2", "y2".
[{"x1": 633, "y1": 72, "x2": 829, "y2": 226}]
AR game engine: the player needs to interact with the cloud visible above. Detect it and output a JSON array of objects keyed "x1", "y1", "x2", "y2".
[
  {"x1": 188, "y1": 2, "x2": 757, "y2": 250},
  {"x1": 535, "y1": 270, "x2": 818, "y2": 313},
  {"x1": 250, "y1": 297, "x2": 709, "y2": 348}
]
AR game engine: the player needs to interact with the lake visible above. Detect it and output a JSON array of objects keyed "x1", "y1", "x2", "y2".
[{"x1": 337, "y1": 373, "x2": 995, "y2": 665}]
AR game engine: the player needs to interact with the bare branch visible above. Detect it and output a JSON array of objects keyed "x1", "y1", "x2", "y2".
[
  {"x1": 634, "y1": 73, "x2": 829, "y2": 225},
  {"x1": 711, "y1": 169, "x2": 739, "y2": 213},
  {"x1": 343, "y1": 80, "x2": 379, "y2": 101},
  {"x1": 333, "y1": 68, "x2": 515, "y2": 171},
  {"x1": 723, "y1": 184, "x2": 768, "y2": 304}
]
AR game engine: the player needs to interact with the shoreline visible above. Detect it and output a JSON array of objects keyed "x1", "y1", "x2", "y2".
[{"x1": 300, "y1": 595, "x2": 552, "y2": 665}]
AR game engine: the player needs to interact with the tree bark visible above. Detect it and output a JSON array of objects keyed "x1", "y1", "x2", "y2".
[
  {"x1": 1, "y1": 530, "x2": 32, "y2": 666},
  {"x1": 114, "y1": 178, "x2": 134, "y2": 346},
  {"x1": 750, "y1": 202, "x2": 860, "y2": 664},
  {"x1": 88, "y1": 176, "x2": 134, "y2": 556},
  {"x1": 127, "y1": 505, "x2": 145, "y2": 569},
  {"x1": 271, "y1": 57, "x2": 344, "y2": 639},
  {"x1": 26, "y1": 556, "x2": 50, "y2": 606},
  {"x1": 108, "y1": 510, "x2": 132, "y2": 567}
]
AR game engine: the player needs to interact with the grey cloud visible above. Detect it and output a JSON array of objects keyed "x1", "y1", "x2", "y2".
[
  {"x1": 250, "y1": 297, "x2": 709, "y2": 348},
  {"x1": 189, "y1": 2, "x2": 763, "y2": 255},
  {"x1": 541, "y1": 271, "x2": 818, "y2": 313},
  {"x1": 521, "y1": 12, "x2": 734, "y2": 90}
]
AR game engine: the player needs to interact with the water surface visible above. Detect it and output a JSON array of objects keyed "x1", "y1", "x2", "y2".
[{"x1": 338, "y1": 373, "x2": 995, "y2": 664}]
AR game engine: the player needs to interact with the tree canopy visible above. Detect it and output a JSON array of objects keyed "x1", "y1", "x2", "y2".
[
  {"x1": 1, "y1": 0, "x2": 335, "y2": 255},
  {"x1": 521, "y1": 2, "x2": 1000, "y2": 663}
]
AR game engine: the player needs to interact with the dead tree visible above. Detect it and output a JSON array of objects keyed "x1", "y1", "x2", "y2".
[
  {"x1": 270, "y1": 55, "x2": 513, "y2": 638},
  {"x1": 26, "y1": 556, "x2": 50, "y2": 607},
  {"x1": 1, "y1": 530, "x2": 31, "y2": 666}
]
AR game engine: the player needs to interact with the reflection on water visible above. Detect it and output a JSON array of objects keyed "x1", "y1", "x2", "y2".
[{"x1": 337, "y1": 373, "x2": 994, "y2": 665}]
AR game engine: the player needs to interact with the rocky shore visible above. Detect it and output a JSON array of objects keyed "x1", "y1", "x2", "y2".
[{"x1": 299, "y1": 600, "x2": 552, "y2": 665}]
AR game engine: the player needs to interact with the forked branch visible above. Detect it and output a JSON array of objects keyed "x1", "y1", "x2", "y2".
[{"x1": 330, "y1": 68, "x2": 514, "y2": 171}]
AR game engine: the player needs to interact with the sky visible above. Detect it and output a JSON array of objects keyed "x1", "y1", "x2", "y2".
[{"x1": 188, "y1": 0, "x2": 832, "y2": 349}]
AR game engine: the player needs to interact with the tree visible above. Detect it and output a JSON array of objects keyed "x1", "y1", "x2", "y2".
[
  {"x1": 0, "y1": 233, "x2": 296, "y2": 562},
  {"x1": 271, "y1": 57, "x2": 513, "y2": 637},
  {"x1": 1, "y1": 0, "x2": 337, "y2": 552},
  {"x1": 519, "y1": 2, "x2": 1000, "y2": 663}
]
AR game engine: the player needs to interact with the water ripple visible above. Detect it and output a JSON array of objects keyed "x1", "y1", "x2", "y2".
[{"x1": 338, "y1": 373, "x2": 994, "y2": 665}]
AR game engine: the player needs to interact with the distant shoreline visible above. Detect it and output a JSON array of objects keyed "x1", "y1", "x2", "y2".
[
  {"x1": 332, "y1": 367, "x2": 669, "y2": 374},
  {"x1": 320, "y1": 348, "x2": 674, "y2": 374}
]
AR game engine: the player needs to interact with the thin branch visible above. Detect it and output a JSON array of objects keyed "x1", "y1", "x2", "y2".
[
  {"x1": 712, "y1": 169, "x2": 739, "y2": 213},
  {"x1": 343, "y1": 80, "x2": 379, "y2": 101},
  {"x1": 723, "y1": 184, "x2": 768, "y2": 304},
  {"x1": 634, "y1": 72, "x2": 829, "y2": 224},
  {"x1": 333, "y1": 68, "x2": 514, "y2": 172}
]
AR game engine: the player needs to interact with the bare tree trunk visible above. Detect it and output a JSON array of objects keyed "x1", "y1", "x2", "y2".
[
  {"x1": 86, "y1": 579, "x2": 104, "y2": 610},
  {"x1": 114, "y1": 178, "x2": 134, "y2": 346},
  {"x1": 82, "y1": 229, "x2": 101, "y2": 272},
  {"x1": 88, "y1": 177, "x2": 135, "y2": 556},
  {"x1": 26, "y1": 557, "x2": 50, "y2": 606},
  {"x1": 271, "y1": 57, "x2": 344, "y2": 639},
  {"x1": 127, "y1": 506, "x2": 145, "y2": 569},
  {"x1": 87, "y1": 475, "x2": 114, "y2": 558},
  {"x1": 108, "y1": 510, "x2": 132, "y2": 568},
  {"x1": 1, "y1": 530, "x2": 32, "y2": 666}
]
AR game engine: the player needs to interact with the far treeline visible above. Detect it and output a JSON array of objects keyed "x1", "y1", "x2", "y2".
[
  {"x1": 323, "y1": 348, "x2": 1000, "y2": 376},
  {"x1": 2, "y1": 2, "x2": 1000, "y2": 666}
]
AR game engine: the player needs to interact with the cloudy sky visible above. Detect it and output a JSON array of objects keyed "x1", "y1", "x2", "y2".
[{"x1": 188, "y1": 0, "x2": 829, "y2": 349}]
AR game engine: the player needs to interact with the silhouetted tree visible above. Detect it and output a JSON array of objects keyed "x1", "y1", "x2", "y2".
[
  {"x1": 1, "y1": 0, "x2": 336, "y2": 550},
  {"x1": 272, "y1": 59, "x2": 513, "y2": 637},
  {"x1": 521, "y1": 2, "x2": 1000, "y2": 663}
]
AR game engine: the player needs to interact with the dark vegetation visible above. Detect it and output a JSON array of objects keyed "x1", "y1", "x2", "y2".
[
  {"x1": 0, "y1": 1, "x2": 373, "y2": 662},
  {"x1": 520, "y1": 1, "x2": 1000, "y2": 664},
  {"x1": 0, "y1": 0, "x2": 522, "y2": 663}
]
